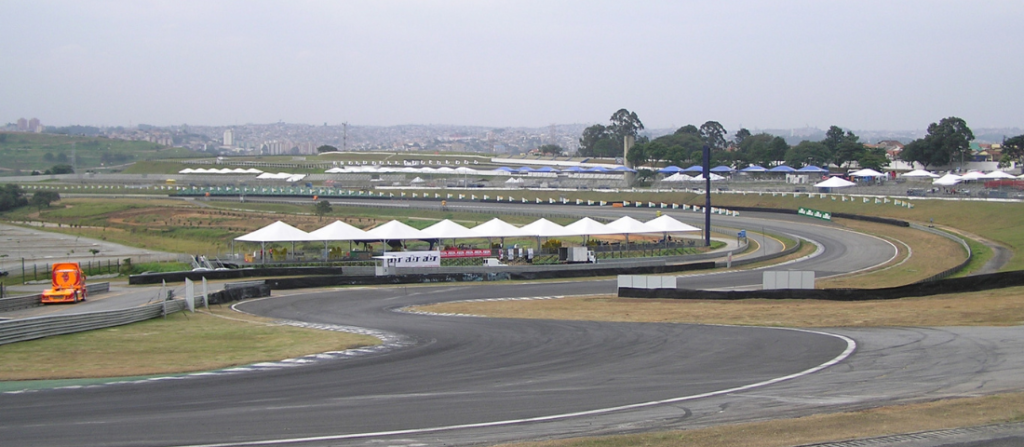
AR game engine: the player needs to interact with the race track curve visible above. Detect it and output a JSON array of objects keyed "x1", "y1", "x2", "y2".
[{"x1": 7, "y1": 210, "x2": 1019, "y2": 447}]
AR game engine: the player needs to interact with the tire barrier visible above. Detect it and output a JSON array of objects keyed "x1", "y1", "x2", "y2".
[
  {"x1": 618, "y1": 270, "x2": 1024, "y2": 301},
  {"x1": 726, "y1": 206, "x2": 911, "y2": 227},
  {"x1": 0, "y1": 299, "x2": 187, "y2": 346},
  {"x1": 129, "y1": 267, "x2": 344, "y2": 285},
  {"x1": 265, "y1": 262, "x2": 720, "y2": 290},
  {"x1": 205, "y1": 284, "x2": 271, "y2": 305}
]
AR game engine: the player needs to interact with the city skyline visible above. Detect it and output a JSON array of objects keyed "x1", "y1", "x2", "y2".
[{"x1": 2, "y1": 1, "x2": 1022, "y2": 132}]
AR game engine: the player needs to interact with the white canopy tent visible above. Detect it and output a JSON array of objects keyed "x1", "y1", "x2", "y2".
[
  {"x1": 519, "y1": 218, "x2": 575, "y2": 250},
  {"x1": 686, "y1": 173, "x2": 725, "y2": 182},
  {"x1": 235, "y1": 221, "x2": 314, "y2": 262},
  {"x1": 901, "y1": 169, "x2": 939, "y2": 178},
  {"x1": 849, "y1": 168, "x2": 887, "y2": 178},
  {"x1": 362, "y1": 220, "x2": 426, "y2": 241},
  {"x1": 605, "y1": 216, "x2": 659, "y2": 244},
  {"x1": 420, "y1": 219, "x2": 482, "y2": 250},
  {"x1": 563, "y1": 217, "x2": 617, "y2": 236},
  {"x1": 471, "y1": 218, "x2": 527, "y2": 239},
  {"x1": 307, "y1": 220, "x2": 370, "y2": 257},
  {"x1": 814, "y1": 176, "x2": 856, "y2": 188},
  {"x1": 421, "y1": 219, "x2": 482, "y2": 239},
  {"x1": 982, "y1": 170, "x2": 1016, "y2": 180},
  {"x1": 236, "y1": 221, "x2": 313, "y2": 243},
  {"x1": 644, "y1": 215, "x2": 702, "y2": 244},
  {"x1": 932, "y1": 173, "x2": 962, "y2": 186},
  {"x1": 471, "y1": 217, "x2": 526, "y2": 248},
  {"x1": 519, "y1": 218, "x2": 575, "y2": 238},
  {"x1": 661, "y1": 173, "x2": 693, "y2": 182},
  {"x1": 959, "y1": 171, "x2": 987, "y2": 181},
  {"x1": 644, "y1": 215, "x2": 701, "y2": 233}
]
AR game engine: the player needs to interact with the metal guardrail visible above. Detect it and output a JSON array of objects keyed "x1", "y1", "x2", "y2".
[
  {"x1": 0, "y1": 299, "x2": 187, "y2": 346},
  {"x1": 0, "y1": 283, "x2": 111, "y2": 314},
  {"x1": 0, "y1": 294, "x2": 41, "y2": 313}
]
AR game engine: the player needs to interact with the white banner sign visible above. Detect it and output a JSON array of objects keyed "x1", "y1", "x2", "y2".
[{"x1": 384, "y1": 251, "x2": 441, "y2": 268}]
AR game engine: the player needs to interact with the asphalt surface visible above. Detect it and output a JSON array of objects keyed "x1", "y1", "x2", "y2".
[{"x1": 2, "y1": 207, "x2": 1021, "y2": 447}]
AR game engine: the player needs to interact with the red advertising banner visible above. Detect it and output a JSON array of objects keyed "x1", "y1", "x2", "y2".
[{"x1": 440, "y1": 249, "x2": 493, "y2": 258}]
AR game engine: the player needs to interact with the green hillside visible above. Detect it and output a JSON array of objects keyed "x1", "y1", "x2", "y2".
[{"x1": 0, "y1": 132, "x2": 204, "y2": 176}]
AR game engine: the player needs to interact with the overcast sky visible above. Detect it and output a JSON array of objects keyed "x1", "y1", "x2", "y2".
[{"x1": 3, "y1": 1, "x2": 1022, "y2": 132}]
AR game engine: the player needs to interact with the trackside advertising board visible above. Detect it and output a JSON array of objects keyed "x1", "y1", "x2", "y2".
[
  {"x1": 440, "y1": 249, "x2": 492, "y2": 258},
  {"x1": 382, "y1": 251, "x2": 441, "y2": 267},
  {"x1": 797, "y1": 207, "x2": 832, "y2": 221}
]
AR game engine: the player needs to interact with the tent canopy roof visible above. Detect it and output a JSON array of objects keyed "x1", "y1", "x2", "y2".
[
  {"x1": 814, "y1": 176, "x2": 856, "y2": 188},
  {"x1": 644, "y1": 215, "x2": 701, "y2": 233},
  {"x1": 307, "y1": 220, "x2": 368, "y2": 241},
  {"x1": 235, "y1": 221, "x2": 313, "y2": 242},
  {"x1": 420, "y1": 219, "x2": 481, "y2": 239}
]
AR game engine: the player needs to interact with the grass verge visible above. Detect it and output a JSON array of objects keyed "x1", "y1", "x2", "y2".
[
  {"x1": 815, "y1": 218, "x2": 967, "y2": 288},
  {"x1": 415, "y1": 285, "x2": 1024, "y2": 327},
  {"x1": 0, "y1": 306, "x2": 379, "y2": 381},
  {"x1": 501, "y1": 391, "x2": 1024, "y2": 447}
]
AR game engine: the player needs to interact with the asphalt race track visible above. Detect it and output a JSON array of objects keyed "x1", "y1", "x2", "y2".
[{"x1": 3, "y1": 209, "x2": 1022, "y2": 447}]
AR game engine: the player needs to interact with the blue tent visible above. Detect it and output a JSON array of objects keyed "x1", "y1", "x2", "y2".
[
  {"x1": 658, "y1": 166, "x2": 683, "y2": 174},
  {"x1": 516, "y1": 166, "x2": 534, "y2": 173},
  {"x1": 682, "y1": 165, "x2": 704, "y2": 173},
  {"x1": 611, "y1": 166, "x2": 636, "y2": 172},
  {"x1": 494, "y1": 166, "x2": 515, "y2": 172},
  {"x1": 710, "y1": 165, "x2": 734, "y2": 173},
  {"x1": 533, "y1": 166, "x2": 558, "y2": 172},
  {"x1": 563, "y1": 166, "x2": 585, "y2": 172},
  {"x1": 585, "y1": 166, "x2": 610, "y2": 173},
  {"x1": 796, "y1": 165, "x2": 828, "y2": 174},
  {"x1": 739, "y1": 165, "x2": 767, "y2": 172},
  {"x1": 768, "y1": 165, "x2": 796, "y2": 173}
]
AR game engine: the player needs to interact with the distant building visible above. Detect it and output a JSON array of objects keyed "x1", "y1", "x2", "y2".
[
  {"x1": 16, "y1": 118, "x2": 27, "y2": 131},
  {"x1": 28, "y1": 118, "x2": 41, "y2": 132},
  {"x1": 223, "y1": 129, "x2": 233, "y2": 147}
]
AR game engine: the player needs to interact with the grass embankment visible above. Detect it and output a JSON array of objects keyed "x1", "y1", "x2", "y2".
[
  {"x1": 0, "y1": 306, "x2": 379, "y2": 381},
  {"x1": 502, "y1": 392, "x2": 1024, "y2": 447},
  {"x1": 0, "y1": 131, "x2": 200, "y2": 175}
]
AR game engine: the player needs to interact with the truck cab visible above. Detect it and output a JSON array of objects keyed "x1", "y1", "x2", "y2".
[{"x1": 42, "y1": 262, "x2": 87, "y2": 304}]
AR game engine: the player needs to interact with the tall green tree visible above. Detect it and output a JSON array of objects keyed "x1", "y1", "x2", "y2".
[
  {"x1": 0, "y1": 184, "x2": 29, "y2": 212},
  {"x1": 856, "y1": 146, "x2": 890, "y2": 171},
  {"x1": 785, "y1": 141, "x2": 831, "y2": 168},
  {"x1": 316, "y1": 145, "x2": 338, "y2": 153},
  {"x1": 900, "y1": 116, "x2": 975, "y2": 169},
  {"x1": 30, "y1": 190, "x2": 60, "y2": 210},
  {"x1": 733, "y1": 128, "x2": 751, "y2": 147},
  {"x1": 1001, "y1": 134, "x2": 1024, "y2": 162},
  {"x1": 577, "y1": 124, "x2": 609, "y2": 157},
  {"x1": 314, "y1": 200, "x2": 332, "y2": 222},
  {"x1": 608, "y1": 109, "x2": 645, "y2": 142},
  {"x1": 699, "y1": 121, "x2": 728, "y2": 151}
]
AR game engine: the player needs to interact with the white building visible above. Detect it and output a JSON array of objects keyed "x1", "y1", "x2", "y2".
[{"x1": 223, "y1": 129, "x2": 234, "y2": 147}]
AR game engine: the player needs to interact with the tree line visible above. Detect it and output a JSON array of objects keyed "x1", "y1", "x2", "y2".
[{"x1": 581, "y1": 109, "x2": 1023, "y2": 172}]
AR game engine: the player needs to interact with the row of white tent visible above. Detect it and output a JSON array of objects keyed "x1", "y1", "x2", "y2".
[
  {"x1": 179, "y1": 168, "x2": 265, "y2": 174},
  {"x1": 661, "y1": 173, "x2": 727, "y2": 182},
  {"x1": 912, "y1": 170, "x2": 1020, "y2": 186},
  {"x1": 236, "y1": 215, "x2": 701, "y2": 244},
  {"x1": 255, "y1": 172, "x2": 307, "y2": 182}
]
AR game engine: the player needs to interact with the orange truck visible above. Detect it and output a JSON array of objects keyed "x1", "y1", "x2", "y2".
[{"x1": 41, "y1": 262, "x2": 88, "y2": 304}]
